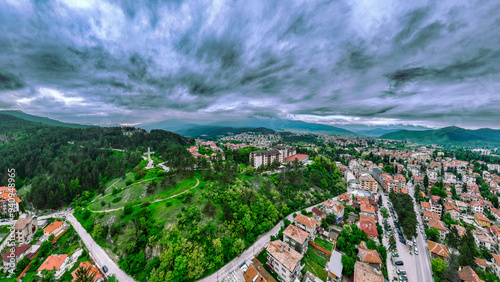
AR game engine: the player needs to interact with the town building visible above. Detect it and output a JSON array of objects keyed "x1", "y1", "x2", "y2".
[
  {"x1": 359, "y1": 174, "x2": 378, "y2": 192},
  {"x1": 458, "y1": 266, "x2": 484, "y2": 282},
  {"x1": 2, "y1": 244, "x2": 32, "y2": 270},
  {"x1": 326, "y1": 250, "x2": 343, "y2": 282},
  {"x1": 37, "y1": 254, "x2": 69, "y2": 280},
  {"x1": 283, "y1": 224, "x2": 309, "y2": 255},
  {"x1": 492, "y1": 254, "x2": 500, "y2": 279},
  {"x1": 0, "y1": 187, "x2": 21, "y2": 214},
  {"x1": 43, "y1": 221, "x2": 64, "y2": 237},
  {"x1": 71, "y1": 261, "x2": 104, "y2": 282},
  {"x1": 14, "y1": 216, "x2": 37, "y2": 244},
  {"x1": 266, "y1": 240, "x2": 303, "y2": 282},
  {"x1": 428, "y1": 240, "x2": 450, "y2": 262},
  {"x1": 443, "y1": 202, "x2": 460, "y2": 221},
  {"x1": 474, "y1": 213, "x2": 491, "y2": 227},
  {"x1": 249, "y1": 141, "x2": 296, "y2": 168},
  {"x1": 427, "y1": 218, "x2": 447, "y2": 242},
  {"x1": 353, "y1": 261, "x2": 383, "y2": 282},
  {"x1": 294, "y1": 214, "x2": 317, "y2": 236}
]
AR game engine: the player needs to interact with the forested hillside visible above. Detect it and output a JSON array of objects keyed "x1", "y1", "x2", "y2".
[{"x1": 0, "y1": 114, "x2": 194, "y2": 209}]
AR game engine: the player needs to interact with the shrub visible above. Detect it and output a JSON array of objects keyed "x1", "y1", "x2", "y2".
[
  {"x1": 112, "y1": 197, "x2": 122, "y2": 203},
  {"x1": 141, "y1": 201, "x2": 150, "y2": 207},
  {"x1": 125, "y1": 180, "x2": 133, "y2": 186},
  {"x1": 123, "y1": 204, "x2": 133, "y2": 215}
]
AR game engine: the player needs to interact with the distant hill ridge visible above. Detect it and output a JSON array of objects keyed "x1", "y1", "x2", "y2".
[
  {"x1": 380, "y1": 126, "x2": 500, "y2": 147},
  {"x1": 0, "y1": 110, "x2": 92, "y2": 128}
]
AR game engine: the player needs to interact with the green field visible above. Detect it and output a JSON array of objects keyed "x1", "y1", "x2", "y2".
[
  {"x1": 314, "y1": 237, "x2": 334, "y2": 252},
  {"x1": 303, "y1": 246, "x2": 328, "y2": 281}
]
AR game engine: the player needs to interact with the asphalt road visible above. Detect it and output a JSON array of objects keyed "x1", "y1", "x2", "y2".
[
  {"x1": 197, "y1": 197, "x2": 335, "y2": 282},
  {"x1": 67, "y1": 212, "x2": 135, "y2": 282},
  {"x1": 382, "y1": 184, "x2": 433, "y2": 282}
]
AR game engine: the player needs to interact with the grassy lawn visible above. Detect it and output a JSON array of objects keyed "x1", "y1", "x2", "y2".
[
  {"x1": 314, "y1": 237, "x2": 334, "y2": 252},
  {"x1": 303, "y1": 247, "x2": 328, "y2": 281}
]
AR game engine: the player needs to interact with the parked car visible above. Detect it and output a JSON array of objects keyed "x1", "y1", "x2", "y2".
[
  {"x1": 415, "y1": 247, "x2": 419, "y2": 255},
  {"x1": 395, "y1": 261, "x2": 404, "y2": 266},
  {"x1": 392, "y1": 253, "x2": 399, "y2": 257},
  {"x1": 413, "y1": 239, "x2": 417, "y2": 246},
  {"x1": 400, "y1": 275, "x2": 408, "y2": 281},
  {"x1": 102, "y1": 265, "x2": 108, "y2": 273},
  {"x1": 397, "y1": 269, "x2": 407, "y2": 275}
]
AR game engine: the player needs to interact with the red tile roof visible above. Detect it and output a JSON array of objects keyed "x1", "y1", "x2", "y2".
[
  {"x1": 37, "y1": 255, "x2": 68, "y2": 271},
  {"x1": 295, "y1": 214, "x2": 317, "y2": 229}
]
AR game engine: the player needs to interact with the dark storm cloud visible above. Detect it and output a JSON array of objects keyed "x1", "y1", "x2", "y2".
[
  {"x1": 0, "y1": 0, "x2": 499, "y2": 128},
  {"x1": 0, "y1": 72, "x2": 25, "y2": 90}
]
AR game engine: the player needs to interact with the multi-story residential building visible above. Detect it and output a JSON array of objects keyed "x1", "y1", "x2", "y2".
[
  {"x1": 266, "y1": 240, "x2": 303, "y2": 282},
  {"x1": 492, "y1": 254, "x2": 500, "y2": 278},
  {"x1": 283, "y1": 224, "x2": 309, "y2": 255},
  {"x1": 0, "y1": 187, "x2": 21, "y2": 215},
  {"x1": 428, "y1": 218, "x2": 447, "y2": 242},
  {"x1": 358, "y1": 244, "x2": 382, "y2": 270},
  {"x1": 249, "y1": 141, "x2": 299, "y2": 168},
  {"x1": 294, "y1": 214, "x2": 317, "y2": 236},
  {"x1": 359, "y1": 214, "x2": 378, "y2": 240},
  {"x1": 474, "y1": 213, "x2": 491, "y2": 227},
  {"x1": 43, "y1": 221, "x2": 64, "y2": 238},
  {"x1": 14, "y1": 216, "x2": 37, "y2": 244},
  {"x1": 491, "y1": 208, "x2": 500, "y2": 222},
  {"x1": 359, "y1": 173, "x2": 378, "y2": 192},
  {"x1": 443, "y1": 202, "x2": 461, "y2": 221},
  {"x1": 444, "y1": 172, "x2": 457, "y2": 184},
  {"x1": 471, "y1": 201, "x2": 484, "y2": 214},
  {"x1": 2, "y1": 244, "x2": 32, "y2": 270},
  {"x1": 427, "y1": 170, "x2": 438, "y2": 182},
  {"x1": 458, "y1": 266, "x2": 483, "y2": 282},
  {"x1": 321, "y1": 199, "x2": 345, "y2": 220},
  {"x1": 430, "y1": 199, "x2": 442, "y2": 216},
  {"x1": 474, "y1": 229, "x2": 495, "y2": 250},
  {"x1": 455, "y1": 200, "x2": 469, "y2": 212}
]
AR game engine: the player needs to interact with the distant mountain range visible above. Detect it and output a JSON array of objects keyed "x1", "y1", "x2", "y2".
[
  {"x1": 177, "y1": 126, "x2": 275, "y2": 138},
  {"x1": 337, "y1": 124, "x2": 430, "y2": 137},
  {"x1": 140, "y1": 117, "x2": 354, "y2": 136},
  {"x1": 0, "y1": 110, "x2": 92, "y2": 128},
  {"x1": 380, "y1": 126, "x2": 500, "y2": 147}
]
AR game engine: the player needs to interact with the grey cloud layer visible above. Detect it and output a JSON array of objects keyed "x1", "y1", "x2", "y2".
[{"x1": 0, "y1": 0, "x2": 499, "y2": 127}]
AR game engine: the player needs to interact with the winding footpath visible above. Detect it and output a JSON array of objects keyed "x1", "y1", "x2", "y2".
[
  {"x1": 197, "y1": 196, "x2": 338, "y2": 282},
  {"x1": 90, "y1": 177, "x2": 200, "y2": 213}
]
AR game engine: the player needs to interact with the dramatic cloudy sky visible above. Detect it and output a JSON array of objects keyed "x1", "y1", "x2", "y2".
[{"x1": 1, "y1": 0, "x2": 499, "y2": 128}]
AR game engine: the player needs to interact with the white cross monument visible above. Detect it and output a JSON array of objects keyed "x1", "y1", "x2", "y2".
[{"x1": 144, "y1": 147, "x2": 155, "y2": 169}]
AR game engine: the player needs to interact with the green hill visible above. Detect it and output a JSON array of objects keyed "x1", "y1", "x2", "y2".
[
  {"x1": 0, "y1": 110, "x2": 92, "y2": 128},
  {"x1": 380, "y1": 126, "x2": 500, "y2": 147}
]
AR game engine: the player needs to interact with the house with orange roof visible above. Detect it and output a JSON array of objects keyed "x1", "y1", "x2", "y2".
[
  {"x1": 455, "y1": 200, "x2": 469, "y2": 212},
  {"x1": 420, "y1": 201, "x2": 432, "y2": 212},
  {"x1": 0, "y1": 187, "x2": 21, "y2": 214},
  {"x1": 243, "y1": 258, "x2": 276, "y2": 282},
  {"x1": 44, "y1": 221, "x2": 64, "y2": 237},
  {"x1": 423, "y1": 211, "x2": 440, "y2": 221},
  {"x1": 359, "y1": 214, "x2": 378, "y2": 240},
  {"x1": 357, "y1": 243, "x2": 382, "y2": 270},
  {"x1": 451, "y1": 224, "x2": 466, "y2": 237},
  {"x1": 360, "y1": 203, "x2": 376, "y2": 217},
  {"x1": 443, "y1": 202, "x2": 460, "y2": 221},
  {"x1": 427, "y1": 240, "x2": 450, "y2": 262},
  {"x1": 475, "y1": 257, "x2": 488, "y2": 270},
  {"x1": 294, "y1": 214, "x2": 317, "y2": 236},
  {"x1": 71, "y1": 261, "x2": 104, "y2": 282},
  {"x1": 338, "y1": 193, "x2": 351, "y2": 205},
  {"x1": 321, "y1": 199, "x2": 344, "y2": 219},
  {"x1": 491, "y1": 208, "x2": 500, "y2": 222},
  {"x1": 266, "y1": 240, "x2": 303, "y2": 282},
  {"x1": 474, "y1": 213, "x2": 490, "y2": 227},
  {"x1": 37, "y1": 254, "x2": 69, "y2": 279},
  {"x1": 458, "y1": 266, "x2": 484, "y2": 282},
  {"x1": 283, "y1": 224, "x2": 309, "y2": 255},
  {"x1": 491, "y1": 225, "x2": 500, "y2": 242},
  {"x1": 471, "y1": 201, "x2": 484, "y2": 214},
  {"x1": 428, "y1": 218, "x2": 447, "y2": 242},
  {"x1": 492, "y1": 254, "x2": 500, "y2": 278}
]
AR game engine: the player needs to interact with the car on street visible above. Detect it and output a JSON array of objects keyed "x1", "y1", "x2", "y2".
[
  {"x1": 394, "y1": 261, "x2": 404, "y2": 266},
  {"x1": 392, "y1": 252, "x2": 399, "y2": 257},
  {"x1": 415, "y1": 247, "x2": 419, "y2": 255},
  {"x1": 399, "y1": 275, "x2": 408, "y2": 281},
  {"x1": 397, "y1": 269, "x2": 407, "y2": 275},
  {"x1": 102, "y1": 265, "x2": 108, "y2": 273}
]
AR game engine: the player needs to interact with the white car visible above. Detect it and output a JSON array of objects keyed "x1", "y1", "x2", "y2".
[{"x1": 414, "y1": 247, "x2": 419, "y2": 255}]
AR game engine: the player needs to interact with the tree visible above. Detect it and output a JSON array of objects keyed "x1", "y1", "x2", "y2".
[
  {"x1": 367, "y1": 239, "x2": 377, "y2": 250},
  {"x1": 341, "y1": 255, "x2": 355, "y2": 276},
  {"x1": 426, "y1": 228, "x2": 441, "y2": 242},
  {"x1": 431, "y1": 258, "x2": 447, "y2": 278},
  {"x1": 41, "y1": 270, "x2": 56, "y2": 282},
  {"x1": 441, "y1": 252, "x2": 459, "y2": 282},
  {"x1": 74, "y1": 265, "x2": 97, "y2": 282},
  {"x1": 445, "y1": 226, "x2": 460, "y2": 249},
  {"x1": 462, "y1": 183, "x2": 468, "y2": 193},
  {"x1": 458, "y1": 228, "x2": 477, "y2": 267},
  {"x1": 380, "y1": 207, "x2": 390, "y2": 219},
  {"x1": 424, "y1": 175, "x2": 429, "y2": 191},
  {"x1": 92, "y1": 223, "x2": 105, "y2": 239}
]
